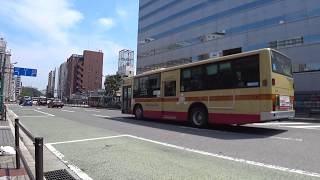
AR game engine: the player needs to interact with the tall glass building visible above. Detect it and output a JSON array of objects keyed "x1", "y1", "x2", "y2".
[{"x1": 137, "y1": 0, "x2": 320, "y2": 113}]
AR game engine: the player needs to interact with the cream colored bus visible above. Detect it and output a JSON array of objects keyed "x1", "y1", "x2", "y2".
[{"x1": 122, "y1": 48, "x2": 294, "y2": 127}]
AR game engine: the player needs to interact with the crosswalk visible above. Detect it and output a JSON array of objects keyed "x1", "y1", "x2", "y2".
[{"x1": 252, "y1": 122, "x2": 320, "y2": 130}]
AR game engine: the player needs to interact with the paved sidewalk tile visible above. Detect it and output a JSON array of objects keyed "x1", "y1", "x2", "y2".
[{"x1": 0, "y1": 120, "x2": 29, "y2": 180}]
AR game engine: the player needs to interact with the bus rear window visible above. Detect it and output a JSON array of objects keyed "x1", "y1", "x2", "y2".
[{"x1": 271, "y1": 51, "x2": 292, "y2": 77}]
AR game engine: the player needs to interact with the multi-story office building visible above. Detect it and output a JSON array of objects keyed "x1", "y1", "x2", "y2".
[
  {"x1": 58, "y1": 62, "x2": 68, "y2": 100},
  {"x1": 0, "y1": 37, "x2": 16, "y2": 102},
  {"x1": 118, "y1": 49, "x2": 135, "y2": 77},
  {"x1": 13, "y1": 76, "x2": 22, "y2": 101},
  {"x1": 60, "y1": 50, "x2": 103, "y2": 98},
  {"x1": 46, "y1": 69, "x2": 56, "y2": 98},
  {"x1": 137, "y1": 0, "x2": 320, "y2": 111}
]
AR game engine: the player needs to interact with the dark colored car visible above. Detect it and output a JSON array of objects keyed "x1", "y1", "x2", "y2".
[
  {"x1": 23, "y1": 100, "x2": 33, "y2": 106},
  {"x1": 48, "y1": 99, "x2": 64, "y2": 108},
  {"x1": 38, "y1": 98, "x2": 47, "y2": 106}
]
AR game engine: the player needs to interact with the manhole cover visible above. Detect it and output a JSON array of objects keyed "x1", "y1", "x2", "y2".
[{"x1": 44, "y1": 169, "x2": 76, "y2": 180}]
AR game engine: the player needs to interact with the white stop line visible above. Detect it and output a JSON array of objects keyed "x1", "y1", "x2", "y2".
[{"x1": 46, "y1": 134, "x2": 320, "y2": 179}]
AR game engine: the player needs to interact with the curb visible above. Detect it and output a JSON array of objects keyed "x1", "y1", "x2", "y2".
[{"x1": 288, "y1": 117, "x2": 320, "y2": 123}]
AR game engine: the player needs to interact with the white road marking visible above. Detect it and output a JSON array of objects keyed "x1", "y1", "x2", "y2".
[
  {"x1": 45, "y1": 144, "x2": 93, "y2": 180},
  {"x1": 46, "y1": 134, "x2": 318, "y2": 177},
  {"x1": 33, "y1": 109, "x2": 55, "y2": 117},
  {"x1": 92, "y1": 114, "x2": 111, "y2": 118},
  {"x1": 284, "y1": 125, "x2": 320, "y2": 130},
  {"x1": 19, "y1": 115, "x2": 49, "y2": 118},
  {"x1": 61, "y1": 109, "x2": 75, "y2": 113},
  {"x1": 253, "y1": 122, "x2": 311, "y2": 126},
  {"x1": 37, "y1": 107, "x2": 43, "y2": 110},
  {"x1": 47, "y1": 134, "x2": 128, "y2": 145},
  {"x1": 84, "y1": 109, "x2": 100, "y2": 112},
  {"x1": 270, "y1": 136, "x2": 303, "y2": 142},
  {"x1": 125, "y1": 135, "x2": 319, "y2": 178},
  {"x1": 72, "y1": 107, "x2": 80, "y2": 109}
]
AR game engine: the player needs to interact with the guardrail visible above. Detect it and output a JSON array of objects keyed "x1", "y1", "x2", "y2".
[{"x1": 15, "y1": 118, "x2": 43, "y2": 180}]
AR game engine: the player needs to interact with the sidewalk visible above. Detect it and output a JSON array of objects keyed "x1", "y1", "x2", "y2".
[
  {"x1": 289, "y1": 113, "x2": 320, "y2": 123},
  {"x1": 4, "y1": 105, "x2": 81, "y2": 180},
  {"x1": 0, "y1": 120, "x2": 29, "y2": 180}
]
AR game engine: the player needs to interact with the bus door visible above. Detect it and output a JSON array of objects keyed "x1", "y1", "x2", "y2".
[
  {"x1": 162, "y1": 80, "x2": 178, "y2": 120},
  {"x1": 122, "y1": 86, "x2": 132, "y2": 113}
]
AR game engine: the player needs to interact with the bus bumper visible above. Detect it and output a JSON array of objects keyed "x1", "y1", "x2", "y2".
[{"x1": 260, "y1": 110, "x2": 295, "y2": 121}]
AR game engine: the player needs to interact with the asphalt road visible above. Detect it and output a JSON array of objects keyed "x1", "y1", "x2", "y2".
[{"x1": 7, "y1": 104, "x2": 320, "y2": 180}]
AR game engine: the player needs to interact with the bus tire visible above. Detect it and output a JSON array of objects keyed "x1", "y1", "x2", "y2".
[
  {"x1": 134, "y1": 105, "x2": 144, "y2": 120},
  {"x1": 189, "y1": 106, "x2": 208, "y2": 128}
]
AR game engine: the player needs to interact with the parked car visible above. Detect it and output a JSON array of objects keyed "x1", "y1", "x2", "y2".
[{"x1": 48, "y1": 99, "x2": 64, "y2": 108}]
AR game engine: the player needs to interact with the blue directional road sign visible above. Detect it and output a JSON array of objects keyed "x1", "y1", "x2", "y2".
[{"x1": 13, "y1": 67, "x2": 37, "y2": 77}]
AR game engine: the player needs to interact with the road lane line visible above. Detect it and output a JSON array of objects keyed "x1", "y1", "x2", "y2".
[
  {"x1": 61, "y1": 109, "x2": 75, "y2": 113},
  {"x1": 19, "y1": 115, "x2": 49, "y2": 118},
  {"x1": 46, "y1": 134, "x2": 128, "y2": 145},
  {"x1": 84, "y1": 109, "x2": 100, "y2": 112},
  {"x1": 33, "y1": 109, "x2": 55, "y2": 117},
  {"x1": 92, "y1": 114, "x2": 111, "y2": 118},
  {"x1": 283, "y1": 125, "x2": 320, "y2": 130},
  {"x1": 270, "y1": 136, "x2": 303, "y2": 142},
  {"x1": 125, "y1": 135, "x2": 320, "y2": 178},
  {"x1": 253, "y1": 122, "x2": 311, "y2": 126},
  {"x1": 45, "y1": 144, "x2": 93, "y2": 180},
  {"x1": 47, "y1": 134, "x2": 317, "y2": 177}
]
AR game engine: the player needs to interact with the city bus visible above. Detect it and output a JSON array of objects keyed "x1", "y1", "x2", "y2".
[{"x1": 122, "y1": 48, "x2": 295, "y2": 127}]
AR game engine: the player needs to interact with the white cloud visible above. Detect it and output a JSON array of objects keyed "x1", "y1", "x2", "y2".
[
  {"x1": 0, "y1": 0, "x2": 133, "y2": 89},
  {"x1": 0, "y1": 0, "x2": 83, "y2": 44},
  {"x1": 97, "y1": 17, "x2": 115, "y2": 30},
  {"x1": 116, "y1": 8, "x2": 128, "y2": 18}
]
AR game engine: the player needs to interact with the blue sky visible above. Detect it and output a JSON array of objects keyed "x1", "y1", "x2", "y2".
[{"x1": 0, "y1": 0, "x2": 139, "y2": 90}]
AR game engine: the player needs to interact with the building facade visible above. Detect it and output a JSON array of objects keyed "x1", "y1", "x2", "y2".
[
  {"x1": 0, "y1": 37, "x2": 16, "y2": 102},
  {"x1": 59, "y1": 50, "x2": 103, "y2": 99},
  {"x1": 13, "y1": 76, "x2": 22, "y2": 101},
  {"x1": 46, "y1": 69, "x2": 56, "y2": 98},
  {"x1": 118, "y1": 49, "x2": 135, "y2": 77},
  {"x1": 57, "y1": 62, "x2": 68, "y2": 100},
  {"x1": 137, "y1": 0, "x2": 320, "y2": 112}
]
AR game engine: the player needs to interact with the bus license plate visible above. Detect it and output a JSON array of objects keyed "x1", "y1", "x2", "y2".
[{"x1": 279, "y1": 95, "x2": 290, "y2": 107}]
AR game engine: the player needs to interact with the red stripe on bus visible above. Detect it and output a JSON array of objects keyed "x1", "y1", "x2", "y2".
[
  {"x1": 209, "y1": 113, "x2": 260, "y2": 124},
  {"x1": 143, "y1": 110, "x2": 260, "y2": 124}
]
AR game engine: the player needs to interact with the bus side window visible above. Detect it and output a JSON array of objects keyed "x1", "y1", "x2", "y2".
[
  {"x1": 205, "y1": 64, "x2": 219, "y2": 90},
  {"x1": 164, "y1": 81, "x2": 176, "y2": 97}
]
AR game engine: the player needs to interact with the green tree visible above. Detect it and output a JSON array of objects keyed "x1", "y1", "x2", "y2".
[
  {"x1": 20, "y1": 87, "x2": 43, "y2": 97},
  {"x1": 104, "y1": 74, "x2": 121, "y2": 96}
]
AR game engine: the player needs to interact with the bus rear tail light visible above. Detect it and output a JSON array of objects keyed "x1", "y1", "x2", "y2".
[{"x1": 272, "y1": 78, "x2": 276, "y2": 86}]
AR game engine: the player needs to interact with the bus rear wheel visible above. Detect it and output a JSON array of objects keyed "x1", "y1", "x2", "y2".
[
  {"x1": 134, "y1": 105, "x2": 144, "y2": 120},
  {"x1": 189, "y1": 107, "x2": 208, "y2": 128}
]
